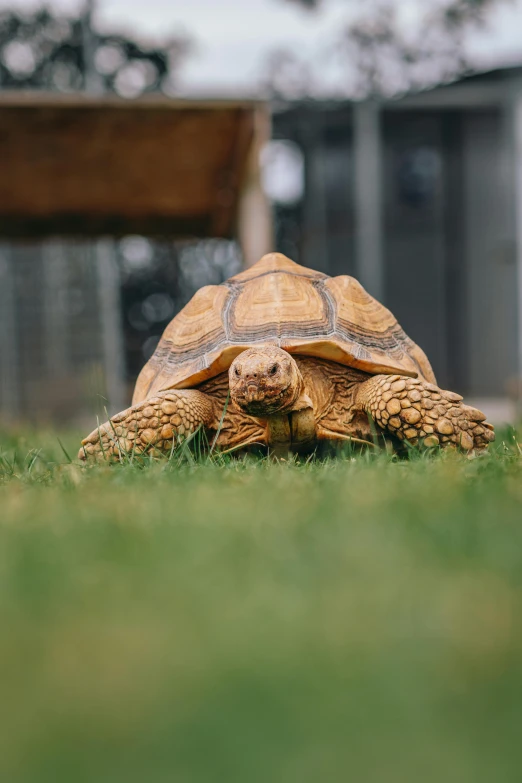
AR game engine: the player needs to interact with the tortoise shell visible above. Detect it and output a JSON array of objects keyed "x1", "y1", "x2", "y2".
[{"x1": 133, "y1": 253, "x2": 436, "y2": 403}]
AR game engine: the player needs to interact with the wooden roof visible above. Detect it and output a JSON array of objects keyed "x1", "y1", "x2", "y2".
[{"x1": 0, "y1": 92, "x2": 266, "y2": 238}]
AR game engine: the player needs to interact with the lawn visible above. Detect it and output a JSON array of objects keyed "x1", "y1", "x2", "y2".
[{"x1": 1, "y1": 428, "x2": 522, "y2": 783}]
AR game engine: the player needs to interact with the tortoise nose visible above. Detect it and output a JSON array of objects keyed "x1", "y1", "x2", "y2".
[{"x1": 245, "y1": 371, "x2": 258, "y2": 380}]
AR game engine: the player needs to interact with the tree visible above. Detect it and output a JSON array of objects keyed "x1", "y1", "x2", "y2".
[
  {"x1": 0, "y1": 5, "x2": 190, "y2": 95},
  {"x1": 270, "y1": 0, "x2": 512, "y2": 97}
]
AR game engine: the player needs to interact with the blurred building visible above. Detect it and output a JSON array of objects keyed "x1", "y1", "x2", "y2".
[{"x1": 273, "y1": 66, "x2": 522, "y2": 419}]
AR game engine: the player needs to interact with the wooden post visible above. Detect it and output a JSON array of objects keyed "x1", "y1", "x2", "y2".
[
  {"x1": 238, "y1": 108, "x2": 274, "y2": 267},
  {"x1": 354, "y1": 101, "x2": 384, "y2": 301},
  {"x1": 0, "y1": 243, "x2": 20, "y2": 419}
]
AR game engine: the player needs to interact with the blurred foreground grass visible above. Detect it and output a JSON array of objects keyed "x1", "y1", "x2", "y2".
[{"x1": 1, "y1": 428, "x2": 522, "y2": 783}]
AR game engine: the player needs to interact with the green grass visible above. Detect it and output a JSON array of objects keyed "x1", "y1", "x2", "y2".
[{"x1": 1, "y1": 428, "x2": 522, "y2": 783}]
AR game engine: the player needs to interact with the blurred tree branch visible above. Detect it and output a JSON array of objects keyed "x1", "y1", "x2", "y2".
[
  {"x1": 283, "y1": 0, "x2": 499, "y2": 13},
  {"x1": 0, "y1": 5, "x2": 190, "y2": 95},
  {"x1": 270, "y1": 0, "x2": 513, "y2": 98},
  {"x1": 284, "y1": 0, "x2": 321, "y2": 7}
]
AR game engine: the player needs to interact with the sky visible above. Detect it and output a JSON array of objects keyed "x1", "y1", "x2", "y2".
[{"x1": 1, "y1": 0, "x2": 522, "y2": 95}]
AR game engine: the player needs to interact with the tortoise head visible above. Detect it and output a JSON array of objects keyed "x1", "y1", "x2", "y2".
[{"x1": 229, "y1": 346, "x2": 310, "y2": 417}]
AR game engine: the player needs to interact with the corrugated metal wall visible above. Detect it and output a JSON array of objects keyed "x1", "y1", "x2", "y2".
[
  {"x1": 273, "y1": 103, "x2": 518, "y2": 399},
  {"x1": 0, "y1": 241, "x2": 114, "y2": 426}
]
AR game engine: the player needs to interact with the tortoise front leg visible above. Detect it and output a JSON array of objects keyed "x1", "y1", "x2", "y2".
[
  {"x1": 354, "y1": 375, "x2": 495, "y2": 452},
  {"x1": 79, "y1": 390, "x2": 217, "y2": 461}
]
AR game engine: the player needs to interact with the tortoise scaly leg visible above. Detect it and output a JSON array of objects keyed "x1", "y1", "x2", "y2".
[
  {"x1": 353, "y1": 375, "x2": 495, "y2": 452},
  {"x1": 79, "y1": 390, "x2": 217, "y2": 461}
]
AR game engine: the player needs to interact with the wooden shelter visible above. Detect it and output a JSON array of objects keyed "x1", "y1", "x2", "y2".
[
  {"x1": 0, "y1": 93, "x2": 272, "y2": 424},
  {"x1": 0, "y1": 92, "x2": 272, "y2": 264}
]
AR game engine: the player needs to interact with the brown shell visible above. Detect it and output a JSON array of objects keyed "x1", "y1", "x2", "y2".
[{"x1": 133, "y1": 253, "x2": 436, "y2": 403}]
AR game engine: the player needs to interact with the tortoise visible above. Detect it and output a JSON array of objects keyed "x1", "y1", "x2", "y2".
[{"x1": 79, "y1": 253, "x2": 494, "y2": 459}]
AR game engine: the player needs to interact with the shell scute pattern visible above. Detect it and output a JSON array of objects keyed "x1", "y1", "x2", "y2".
[
  {"x1": 227, "y1": 274, "x2": 334, "y2": 343},
  {"x1": 133, "y1": 253, "x2": 436, "y2": 404}
]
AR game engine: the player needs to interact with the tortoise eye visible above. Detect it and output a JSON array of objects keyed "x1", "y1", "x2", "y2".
[
  {"x1": 235, "y1": 366, "x2": 241, "y2": 377},
  {"x1": 269, "y1": 364, "x2": 278, "y2": 376}
]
